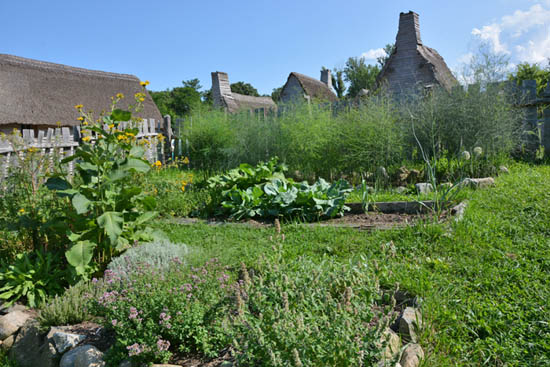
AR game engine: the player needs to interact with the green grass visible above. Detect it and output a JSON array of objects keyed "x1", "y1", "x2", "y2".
[{"x1": 156, "y1": 163, "x2": 550, "y2": 366}]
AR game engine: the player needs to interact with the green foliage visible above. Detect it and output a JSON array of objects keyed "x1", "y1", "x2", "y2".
[
  {"x1": 107, "y1": 240, "x2": 189, "y2": 277},
  {"x1": 376, "y1": 44, "x2": 395, "y2": 69},
  {"x1": 331, "y1": 67, "x2": 346, "y2": 98},
  {"x1": 271, "y1": 86, "x2": 283, "y2": 102},
  {"x1": 0, "y1": 133, "x2": 68, "y2": 258},
  {"x1": 0, "y1": 251, "x2": 67, "y2": 308},
  {"x1": 160, "y1": 163, "x2": 550, "y2": 366},
  {"x1": 233, "y1": 251, "x2": 388, "y2": 366},
  {"x1": 93, "y1": 258, "x2": 232, "y2": 365},
  {"x1": 46, "y1": 102, "x2": 161, "y2": 279},
  {"x1": 150, "y1": 78, "x2": 204, "y2": 118},
  {"x1": 230, "y1": 81, "x2": 259, "y2": 96},
  {"x1": 38, "y1": 278, "x2": 108, "y2": 328},
  {"x1": 509, "y1": 62, "x2": 550, "y2": 96},
  {"x1": 344, "y1": 56, "x2": 380, "y2": 97},
  {"x1": 205, "y1": 159, "x2": 352, "y2": 221}
]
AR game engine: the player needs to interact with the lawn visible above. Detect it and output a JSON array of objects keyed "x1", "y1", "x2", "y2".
[{"x1": 156, "y1": 163, "x2": 550, "y2": 366}]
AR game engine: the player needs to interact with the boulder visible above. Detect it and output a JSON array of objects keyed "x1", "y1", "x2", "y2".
[
  {"x1": 379, "y1": 328, "x2": 401, "y2": 361},
  {"x1": 415, "y1": 183, "x2": 433, "y2": 194},
  {"x1": 463, "y1": 177, "x2": 495, "y2": 188},
  {"x1": 395, "y1": 186, "x2": 407, "y2": 194},
  {"x1": 0, "y1": 310, "x2": 32, "y2": 340},
  {"x1": 399, "y1": 343, "x2": 424, "y2": 367},
  {"x1": 53, "y1": 331, "x2": 86, "y2": 353},
  {"x1": 377, "y1": 166, "x2": 389, "y2": 181},
  {"x1": 399, "y1": 307, "x2": 422, "y2": 343},
  {"x1": 61, "y1": 345, "x2": 105, "y2": 367},
  {"x1": 10, "y1": 319, "x2": 58, "y2": 367},
  {"x1": 0, "y1": 334, "x2": 14, "y2": 350}
]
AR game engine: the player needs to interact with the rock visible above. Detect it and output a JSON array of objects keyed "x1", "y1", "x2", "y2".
[
  {"x1": 499, "y1": 165, "x2": 509, "y2": 174},
  {"x1": 379, "y1": 328, "x2": 401, "y2": 361},
  {"x1": 399, "y1": 307, "x2": 422, "y2": 343},
  {"x1": 395, "y1": 186, "x2": 407, "y2": 194},
  {"x1": 0, "y1": 310, "x2": 32, "y2": 340},
  {"x1": 0, "y1": 334, "x2": 14, "y2": 350},
  {"x1": 377, "y1": 166, "x2": 389, "y2": 181},
  {"x1": 408, "y1": 169, "x2": 420, "y2": 182},
  {"x1": 10, "y1": 320, "x2": 58, "y2": 367},
  {"x1": 399, "y1": 343, "x2": 424, "y2": 367},
  {"x1": 53, "y1": 331, "x2": 86, "y2": 353},
  {"x1": 415, "y1": 183, "x2": 433, "y2": 194},
  {"x1": 463, "y1": 177, "x2": 495, "y2": 188},
  {"x1": 74, "y1": 345, "x2": 105, "y2": 367},
  {"x1": 0, "y1": 304, "x2": 27, "y2": 315},
  {"x1": 396, "y1": 166, "x2": 410, "y2": 184},
  {"x1": 451, "y1": 201, "x2": 468, "y2": 221},
  {"x1": 61, "y1": 345, "x2": 105, "y2": 367},
  {"x1": 119, "y1": 361, "x2": 133, "y2": 367}
]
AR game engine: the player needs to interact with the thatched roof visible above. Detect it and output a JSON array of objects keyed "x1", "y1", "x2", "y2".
[
  {"x1": 0, "y1": 54, "x2": 162, "y2": 126},
  {"x1": 376, "y1": 12, "x2": 457, "y2": 94},
  {"x1": 287, "y1": 72, "x2": 338, "y2": 102},
  {"x1": 211, "y1": 71, "x2": 276, "y2": 113}
]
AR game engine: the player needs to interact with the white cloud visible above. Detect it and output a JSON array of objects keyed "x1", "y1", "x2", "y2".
[
  {"x1": 361, "y1": 48, "x2": 386, "y2": 60},
  {"x1": 457, "y1": 52, "x2": 474, "y2": 64},
  {"x1": 471, "y1": 3, "x2": 550, "y2": 64}
]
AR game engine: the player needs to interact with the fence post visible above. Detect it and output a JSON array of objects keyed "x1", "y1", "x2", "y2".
[{"x1": 163, "y1": 114, "x2": 172, "y2": 162}]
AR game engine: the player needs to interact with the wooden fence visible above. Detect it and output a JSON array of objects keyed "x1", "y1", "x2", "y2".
[{"x1": 0, "y1": 118, "x2": 164, "y2": 181}]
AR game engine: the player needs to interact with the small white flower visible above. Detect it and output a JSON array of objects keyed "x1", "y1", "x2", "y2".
[
  {"x1": 460, "y1": 151, "x2": 471, "y2": 160},
  {"x1": 473, "y1": 146, "x2": 483, "y2": 157}
]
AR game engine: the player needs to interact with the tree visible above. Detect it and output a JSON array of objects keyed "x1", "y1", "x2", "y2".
[
  {"x1": 377, "y1": 44, "x2": 395, "y2": 69},
  {"x1": 509, "y1": 62, "x2": 550, "y2": 96},
  {"x1": 331, "y1": 68, "x2": 346, "y2": 98},
  {"x1": 271, "y1": 86, "x2": 283, "y2": 102},
  {"x1": 149, "y1": 78, "x2": 203, "y2": 118},
  {"x1": 230, "y1": 82, "x2": 259, "y2": 96},
  {"x1": 343, "y1": 57, "x2": 380, "y2": 98}
]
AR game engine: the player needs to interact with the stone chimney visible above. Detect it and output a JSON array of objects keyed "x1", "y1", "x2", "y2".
[
  {"x1": 320, "y1": 69, "x2": 332, "y2": 89},
  {"x1": 211, "y1": 71, "x2": 233, "y2": 109},
  {"x1": 396, "y1": 11, "x2": 422, "y2": 51}
]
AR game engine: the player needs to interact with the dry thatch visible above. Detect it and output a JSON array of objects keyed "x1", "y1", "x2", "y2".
[
  {"x1": 376, "y1": 11, "x2": 457, "y2": 94},
  {"x1": 0, "y1": 54, "x2": 162, "y2": 127},
  {"x1": 284, "y1": 72, "x2": 338, "y2": 102}
]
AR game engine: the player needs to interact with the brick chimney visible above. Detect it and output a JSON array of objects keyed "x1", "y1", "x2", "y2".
[
  {"x1": 320, "y1": 69, "x2": 332, "y2": 89},
  {"x1": 396, "y1": 11, "x2": 422, "y2": 51},
  {"x1": 211, "y1": 71, "x2": 233, "y2": 108}
]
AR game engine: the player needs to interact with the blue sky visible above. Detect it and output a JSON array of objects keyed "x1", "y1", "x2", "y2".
[{"x1": 1, "y1": 0, "x2": 550, "y2": 95}]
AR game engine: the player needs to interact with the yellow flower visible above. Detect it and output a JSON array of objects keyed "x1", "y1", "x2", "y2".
[
  {"x1": 116, "y1": 93, "x2": 124, "y2": 99},
  {"x1": 182, "y1": 157, "x2": 190, "y2": 164},
  {"x1": 82, "y1": 121, "x2": 88, "y2": 126},
  {"x1": 108, "y1": 124, "x2": 115, "y2": 129},
  {"x1": 154, "y1": 160, "x2": 162, "y2": 167},
  {"x1": 74, "y1": 104, "x2": 83, "y2": 110},
  {"x1": 82, "y1": 136, "x2": 92, "y2": 142},
  {"x1": 139, "y1": 97, "x2": 145, "y2": 102},
  {"x1": 125, "y1": 132, "x2": 135, "y2": 137},
  {"x1": 117, "y1": 135, "x2": 127, "y2": 141},
  {"x1": 181, "y1": 185, "x2": 186, "y2": 192},
  {"x1": 77, "y1": 117, "x2": 84, "y2": 121},
  {"x1": 18, "y1": 208, "x2": 25, "y2": 214},
  {"x1": 140, "y1": 80, "x2": 150, "y2": 87}
]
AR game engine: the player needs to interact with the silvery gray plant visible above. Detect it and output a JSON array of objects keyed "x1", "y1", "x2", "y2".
[{"x1": 107, "y1": 240, "x2": 189, "y2": 277}]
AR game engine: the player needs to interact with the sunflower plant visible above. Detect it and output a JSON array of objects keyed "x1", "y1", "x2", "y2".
[{"x1": 46, "y1": 87, "x2": 163, "y2": 279}]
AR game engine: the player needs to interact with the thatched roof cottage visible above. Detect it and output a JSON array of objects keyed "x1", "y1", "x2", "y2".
[
  {"x1": 280, "y1": 70, "x2": 338, "y2": 104},
  {"x1": 376, "y1": 11, "x2": 457, "y2": 94},
  {"x1": 211, "y1": 71, "x2": 276, "y2": 113},
  {"x1": 0, "y1": 54, "x2": 162, "y2": 134}
]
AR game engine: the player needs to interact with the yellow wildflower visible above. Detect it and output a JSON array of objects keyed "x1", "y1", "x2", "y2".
[
  {"x1": 181, "y1": 185, "x2": 186, "y2": 192},
  {"x1": 125, "y1": 132, "x2": 135, "y2": 137},
  {"x1": 117, "y1": 135, "x2": 127, "y2": 141},
  {"x1": 18, "y1": 208, "x2": 25, "y2": 214},
  {"x1": 154, "y1": 160, "x2": 162, "y2": 167},
  {"x1": 74, "y1": 104, "x2": 83, "y2": 110},
  {"x1": 82, "y1": 136, "x2": 92, "y2": 142},
  {"x1": 116, "y1": 93, "x2": 124, "y2": 99},
  {"x1": 140, "y1": 80, "x2": 150, "y2": 87},
  {"x1": 77, "y1": 116, "x2": 84, "y2": 121},
  {"x1": 108, "y1": 124, "x2": 115, "y2": 129},
  {"x1": 83, "y1": 121, "x2": 88, "y2": 126},
  {"x1": 182, "y1": 157, "x2": 190, "y2": 164}
]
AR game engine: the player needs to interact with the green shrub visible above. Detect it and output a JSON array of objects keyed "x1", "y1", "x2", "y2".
[
  {"x1": 107, "y1": 240, "x2": 189, "y2": 277},
  {"x1": 233, "y1": 249, "x2": 390, "y2": 366},
  {"x1": 205, "y1": 159, "x2": 352, "y2": 221},
  {"x1": 46, "y1": 95, "x2": 163, "y2": 279},
  {"x1": 92, "y1": 258, "x2": 232, "y2": 365},
  {"x1": 38, "y1": 278, "x2": 108, "y2": 328},
  {"x1": 0, "y1": 250, "x2": 67, "y2": 308}
]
